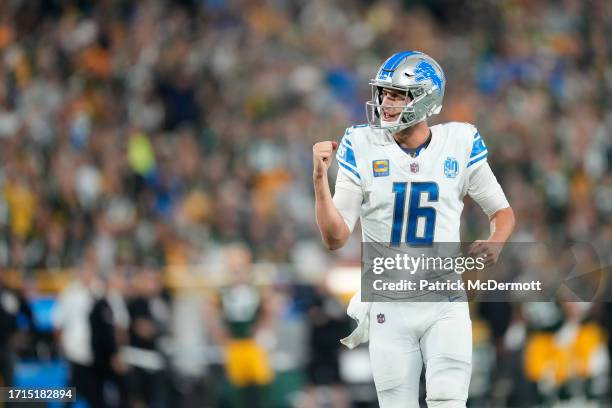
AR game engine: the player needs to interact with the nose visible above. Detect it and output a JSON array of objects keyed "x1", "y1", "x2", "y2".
[
  {"x1": 381, "y1": 96, "x2": 398, "y2": 117},
  {"x1": 381, "y1": 96, "x2": 394, "y2": 112},
  {"x1": 381, "y1": 94, "x2": 392, "y2": 106}
]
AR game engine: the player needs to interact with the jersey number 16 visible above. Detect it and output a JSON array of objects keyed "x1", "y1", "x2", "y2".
[{"x1": 391, "y1": 182, "x2": 438, "y2": 246}]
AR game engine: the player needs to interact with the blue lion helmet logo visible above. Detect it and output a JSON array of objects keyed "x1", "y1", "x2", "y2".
[{"x1": 415, "y1": 60, "x2": 444, "y2": 96}]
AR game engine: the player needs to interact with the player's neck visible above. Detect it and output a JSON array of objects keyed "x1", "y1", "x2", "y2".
[{"x1": 393, "y1": 121, "x2": 430, "y2": 149}]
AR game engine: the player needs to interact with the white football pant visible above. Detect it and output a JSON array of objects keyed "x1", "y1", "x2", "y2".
[{"x1": 369, "y1": 301, "x2": 472, "y2": 408}]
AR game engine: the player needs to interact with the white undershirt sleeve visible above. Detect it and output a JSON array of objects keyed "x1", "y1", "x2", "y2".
[
  {"x1": 332, "y1": 169, "x2": 363, "y2": 233},
  {"x1": 467, "y1": 161, "x2": 510, "y2": 217}
]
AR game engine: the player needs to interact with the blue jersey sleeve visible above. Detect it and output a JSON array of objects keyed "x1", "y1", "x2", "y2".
[
  {"x1": 336, "y1": 128, "x2": 361, "y2": 183},
  {"x1": 467, "y1": 128, "x2": 488, "y2": 170}
]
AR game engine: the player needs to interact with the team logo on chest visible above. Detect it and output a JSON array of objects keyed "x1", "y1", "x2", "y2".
[
  {"x1": 409, "y1": 162, "x2": 419, "y2": 174},
  {"x1": 372, "y1": 159, "x2": 390, "y2": 177},
  {"x1": 444, "y1": 157, "x2": 459, "y2": 178},
  {"x1": 377, "y1": 313, "x2": 386, "y2": 324}
]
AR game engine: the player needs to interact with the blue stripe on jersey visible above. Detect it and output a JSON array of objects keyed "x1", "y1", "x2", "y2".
[
  {"x1": 470, "y1": 134, "x2": 487, "y2": 158},
  {"x1": 338, "y1": 161, "x2": 361, "y2": 180},
  {"x1": 345, "y1": 145, "x2": 357, "y2": 167},
  {"x1": 343, "y1": 124, "x2": 366, "y2": 145},
  {"x1": 337, "y1": 140, "x2": 357, "y2": 168},
  {"x1": 467, "y1": 152, "x2": 488, "y2": 168}
]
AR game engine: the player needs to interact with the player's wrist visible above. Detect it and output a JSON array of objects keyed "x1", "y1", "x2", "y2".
[
  {"x1": 486, "y1": 236, "x2": 509, "y2": 246},
  {"x1": 312, "y1": 169, "x2": 328, "y2": 181}
]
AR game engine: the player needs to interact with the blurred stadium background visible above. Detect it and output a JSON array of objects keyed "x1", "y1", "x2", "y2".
[{"x1": 0, "y1": 0, "x2": 611, "y2": 407}]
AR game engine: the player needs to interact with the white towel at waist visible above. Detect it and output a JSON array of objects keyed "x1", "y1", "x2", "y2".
[{"x1": 340, "y1": 291, "x2": 372, "y2": 349}]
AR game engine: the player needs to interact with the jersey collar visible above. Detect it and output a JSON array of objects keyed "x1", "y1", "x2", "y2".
[{"x1": 398, "y1": 130, "x2": 432, "y2": 158}]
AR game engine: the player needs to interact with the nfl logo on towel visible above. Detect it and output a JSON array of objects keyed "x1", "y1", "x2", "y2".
[
  {"x1": 444, "y1": 157, "x2": 458, "y2": 178},
  {"x1": 372, "y1": 160, "x2": 390, "y2": 177},
  {"x1": 377, "y1": 313, "x2": 385, "y2": 324}
]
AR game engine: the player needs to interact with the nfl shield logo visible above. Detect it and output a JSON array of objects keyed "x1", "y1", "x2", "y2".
[
  {"x1": 377, "y1": 313, "x2": 385, "y2": 324},
  {"x1": 409, "y1": 162, "x2": 419, "y2": 173}
]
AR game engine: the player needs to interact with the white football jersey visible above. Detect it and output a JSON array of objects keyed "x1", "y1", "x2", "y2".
[{"x1": 335, "y1": 122, "x2": 488, "y2": 244}]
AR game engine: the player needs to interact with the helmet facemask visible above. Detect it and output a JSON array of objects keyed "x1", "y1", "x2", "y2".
[{"x1": 366, "y1": 84, "x2": 438, "y2": 133}]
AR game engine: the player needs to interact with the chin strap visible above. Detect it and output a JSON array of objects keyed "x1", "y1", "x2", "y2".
[{"x1": 382, "y1": 116, "x2": 426, "y2": 137}]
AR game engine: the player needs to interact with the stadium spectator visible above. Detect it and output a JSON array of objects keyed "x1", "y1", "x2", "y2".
[
  {"x1": 208, "y1": 243, "x2": 275, "y2": 408},
  {"x1": 125, "y1": 265, "x2": 171, "y2": 408},
  {"x1": 0, "y1": 270, "x2": 35, "y2": 387},
  {"x1": 52, "y1": 255, "x2": 101, "y2": 406},
  {"x1": 303, "y1": 282, "x2": 351, "y2": 407},
  {"x1": 89, "y1": 275, "x2": 130, "y2": 408}
]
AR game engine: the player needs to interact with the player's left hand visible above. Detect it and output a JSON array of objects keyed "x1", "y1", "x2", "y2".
[{"x1": 468, "y1": 240, "x2": 504, "y2": 267}]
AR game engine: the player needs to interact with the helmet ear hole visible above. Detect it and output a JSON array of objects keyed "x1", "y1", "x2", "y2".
[{"x1": 411, "y1": 87, "x2": 424, "y2": 98}]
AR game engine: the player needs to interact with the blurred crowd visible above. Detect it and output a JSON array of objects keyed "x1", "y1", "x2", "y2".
[{"x1": 0, "y1": 0, "x2": 611, "y2": 406}]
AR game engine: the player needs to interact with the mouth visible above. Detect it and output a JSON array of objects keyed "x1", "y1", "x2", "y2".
[{"x1": 381, "y1": 111, "x2": 399, "y2": 121}]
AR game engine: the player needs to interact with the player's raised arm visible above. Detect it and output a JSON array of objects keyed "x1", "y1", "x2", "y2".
[{"x1": 312, "y1": 141, "x2": 356, "y2": 250}]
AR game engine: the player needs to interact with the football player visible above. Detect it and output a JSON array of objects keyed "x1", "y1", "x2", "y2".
[{"x1": 312, "y1": 51, "x2": 515, "y2": 407}]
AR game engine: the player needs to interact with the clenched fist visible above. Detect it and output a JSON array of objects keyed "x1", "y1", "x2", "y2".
[{"x1": 312, "y1": 141, "x2": 338, "y2": 179}]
